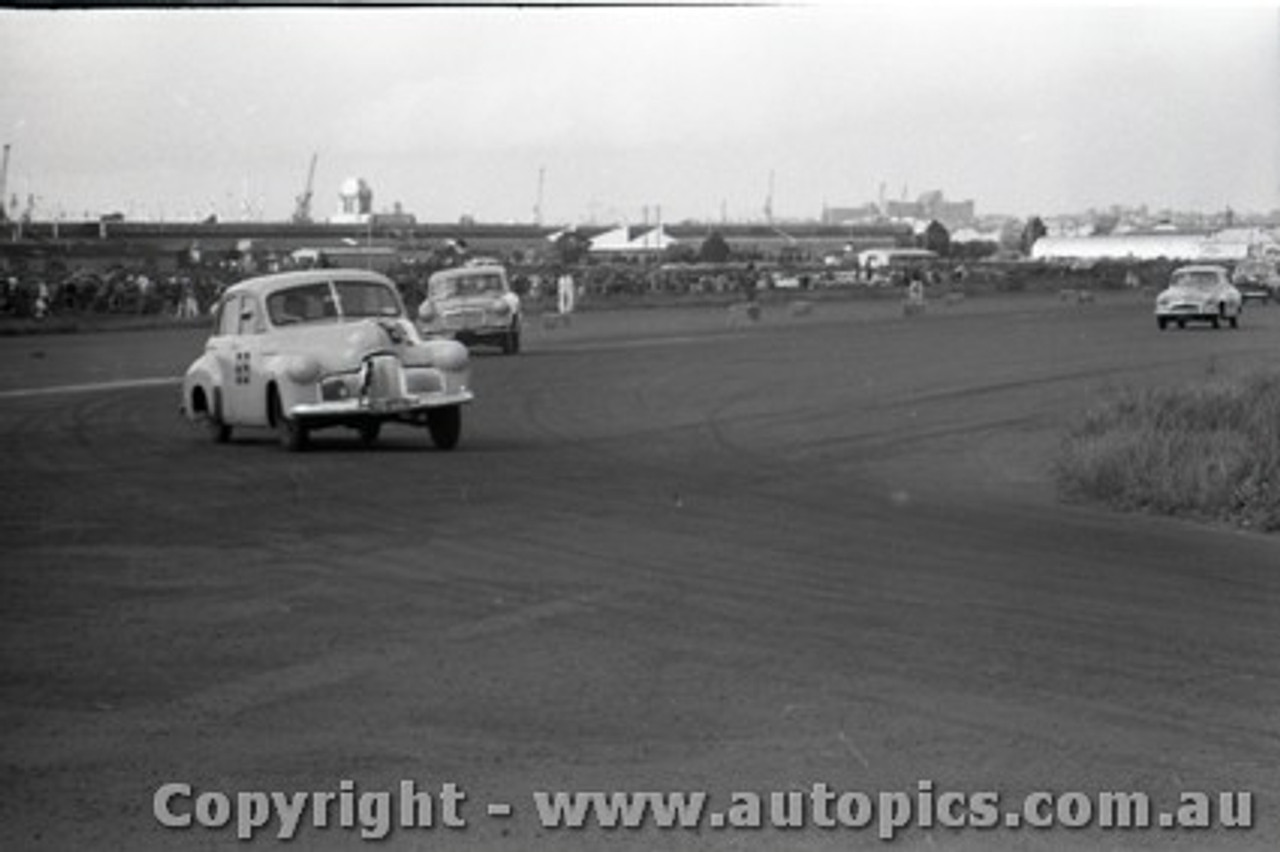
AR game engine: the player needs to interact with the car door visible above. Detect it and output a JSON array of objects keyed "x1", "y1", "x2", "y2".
[
  {"x1": 201, "y1": 293, "x2": 244, "y2": 423},
  {"x1": 222, "y1": 292, "x2": 272, "y2": 426}
]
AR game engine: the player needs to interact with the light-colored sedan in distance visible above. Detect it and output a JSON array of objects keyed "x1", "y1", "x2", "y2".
[
  {"x1": 1155, "y1": 265, "x2": 1242, "y2": 330},
  {"x1": 418, "y1": 264, "x2": 522, "y2": 354}
]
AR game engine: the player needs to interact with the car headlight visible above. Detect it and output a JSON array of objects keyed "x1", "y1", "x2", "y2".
[
  {"x1": 320, "y1": 376, "x2": 354, "y2": 401},
  {"x1": 418, "y1": 301, "x2": 438, "y2": 322},
  {"x1": 422, "y1": 339, "x2": 469, "y2": 371},
  {"x1": 492, "y1": 299, "x2": 512, "y2": 317}
]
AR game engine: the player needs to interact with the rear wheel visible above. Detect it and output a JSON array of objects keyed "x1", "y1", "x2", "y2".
[
  {"x1": 202, "y1": 388, "x2": 232, "y2": 440},
  {"x1": 1157, "y1": 317, "x2": 1167, "y2": 330},
  {"x1": 427, "y1": 405, "x2": 461, "y2": 450},
  {"x1": 270, "y1": 388, "x2": 307, "y2": 452}
]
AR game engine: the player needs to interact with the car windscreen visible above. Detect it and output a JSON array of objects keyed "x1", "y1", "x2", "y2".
[
  {"x1": 267, "y1": 280, "x2": 401, "y2": 325},
  {"x1": 430, "y1": 272, "x2": 504, "y2": 299},
  {"x1": 267, "y1": 284, "x2": 336, "y2": 325},
  {"x1": 334, "y1": 280, "x2": 402, "y2": 318},
  {"x1": 1170, "y1": 271, "x2": 1222, "y2": 290}
]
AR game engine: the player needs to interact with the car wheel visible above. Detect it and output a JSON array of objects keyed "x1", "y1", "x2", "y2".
[
  {"x1": 358, "y1": 421, "x2": 381, "y2": 447},
  {"x1": 427, "y1": 405, "x2": 461, "y2": 450},
  {"x1": 1177, "y1": 319, "x2": 1186, "y2": 329},
  {"x1": 203, "y1": 388, "x2": 231, "y2": 443},
  {"x1": 1230, "y1": 314, "x2": 1240, "y2": 329},
  {"x1": 206, "y1": 416, "x2": 232, "y2": 444},
  {"x1": 1157, "y1": 317, "x2": 1167, "y2": 330},
  {"x1": 1211, "y1": 315, "x2": 1221, "y2": 329},
  {"x1": 270, "y1": 388, "x2": 307, "y2": 452}
]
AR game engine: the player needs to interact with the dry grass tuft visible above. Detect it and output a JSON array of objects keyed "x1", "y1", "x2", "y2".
[{"x1": 1055, "y1": 370, "x2": 1280, "y2": 530}]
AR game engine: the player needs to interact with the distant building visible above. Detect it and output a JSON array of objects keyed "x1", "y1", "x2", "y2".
[
  {"x1": 1031, "y1": 228, "x2": 1279, "y2": 262},
  {"x1": 884, "y1": 190, "x2": 975, "y2": 229},
  {"x1": 589, "y1": 224, "x2": 679, "y2": 255},
  {"x1": 822, "y1": 203, "x2": 880, "y2": 225}
]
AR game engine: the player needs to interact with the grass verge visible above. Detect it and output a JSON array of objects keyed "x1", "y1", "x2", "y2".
[{"x1": 1055, "y1": 369, "x2": 1280, "y2": 531}]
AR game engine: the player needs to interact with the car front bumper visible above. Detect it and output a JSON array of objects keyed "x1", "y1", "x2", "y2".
[{"x1": 290, "y1": 388, "x2": 473, "y2": 422}]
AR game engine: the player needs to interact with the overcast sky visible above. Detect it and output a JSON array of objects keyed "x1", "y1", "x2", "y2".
[{"x1": 1, "y1": 4, "x2": 1277, "y2": 225}]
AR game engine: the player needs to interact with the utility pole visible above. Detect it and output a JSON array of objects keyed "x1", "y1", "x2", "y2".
[
  {"x1": 764, "y1": 169, "x2": 775, "y2": 224},
  {"x1": 0, "y1": 144, "x2": 10, "y2": 222},
  {"x1": 534, "y1": 166, "x2": 545, "y2": 227}
]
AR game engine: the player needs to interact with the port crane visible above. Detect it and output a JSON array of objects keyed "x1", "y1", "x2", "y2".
[{"x1": 292, "y1": 152, "x2": 318, "y2": 224}]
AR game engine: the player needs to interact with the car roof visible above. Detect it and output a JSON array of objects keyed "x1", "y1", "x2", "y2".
[
  {"x1": 428, "y1": 265, "x2": 507, "y2": 283},
  {"x1": 1174, "y1": 265, "x2": 1227, "y2": 274},
  {"x1": 224, "y1": 268, "x2": 395, "y2": 298}
]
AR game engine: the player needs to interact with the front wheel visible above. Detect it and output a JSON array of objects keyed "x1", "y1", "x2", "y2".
[
  {"x1": 1157, "y1": 317, "x2": 1167, "y2": 330},
  {"x1": 270, "y1": 388, "x2": 308, "y2": 452},
  {"x1": 427, "y1": 405, "x2": 462, "y2": 450}
]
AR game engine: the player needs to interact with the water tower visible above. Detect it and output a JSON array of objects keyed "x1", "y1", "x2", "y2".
[{"x1": 333, "y1": 176, "x2": 373, "y2": 224}]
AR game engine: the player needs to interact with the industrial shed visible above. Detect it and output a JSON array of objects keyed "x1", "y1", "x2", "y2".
[
  {"x1": 589, "y1": 224, "x2": 679, "y2": 255},
  {"x1": 1031, "y1": 229, "x2": 1276, "y2": 263}
]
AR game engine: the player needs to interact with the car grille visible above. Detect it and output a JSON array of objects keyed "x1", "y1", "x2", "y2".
[
  {"x1": 443, "y1": 310, "x2": 485, "y2": 330},
  {"x1": 360, "y1": 354, "x2": 406, "y2": 400}
]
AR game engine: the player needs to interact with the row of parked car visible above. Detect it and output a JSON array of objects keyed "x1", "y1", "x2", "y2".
[{"x1": 180, "y1": 263, "x2": 523, "y2": 451}]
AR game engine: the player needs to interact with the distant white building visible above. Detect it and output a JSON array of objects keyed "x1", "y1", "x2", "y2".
[
  {"x1": 857, "y1": 248, "x2": 938, "y2": 269},
  {"x1": 1031, "y1": 229, "x2": 1278, "y2": 263},
  {"x1": 589, "y1": 224, "x2": 678, "y2": 255}
]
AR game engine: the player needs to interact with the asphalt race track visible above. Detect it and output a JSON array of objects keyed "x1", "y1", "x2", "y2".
[{"x1": 2, "y1": 292, "x2": 1278, "y2": 850}]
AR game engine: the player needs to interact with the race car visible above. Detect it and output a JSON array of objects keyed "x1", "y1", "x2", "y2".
[
  {"x1": 1155, "y1": 265, "x2": 1242, "y2": 330},
  {"x1": 181, "y1": 269, "x2": 472, "y2": 451}
]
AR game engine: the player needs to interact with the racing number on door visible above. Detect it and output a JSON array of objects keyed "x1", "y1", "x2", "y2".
[{"x1": 234, "y1": 351, "x2": 251, "y2": 385}]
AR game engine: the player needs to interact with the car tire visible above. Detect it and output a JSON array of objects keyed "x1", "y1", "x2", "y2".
[
  {"x1": 1230, "y1": 314, "x2": 1240, "y2": 329},
  {"x1": 1157, "y1": 317, "x2": 1167, "y2": 330},
  {"x1": 207, "y1": 416, "x2": 232, "y2": 444},
  {"x1": 358, "y1": 421, "x2": 381, "y2": 447},
  {"x1": 270, "y1": 387, "x2": 308, "y2": 452},
  {"x1": 204, "y1": 388, "x2": 232, "y2": 443},
  {"x1": 427, "y1": 405, "x2": 461, "y2": 450},
  {"x1": 1177, "y1": 319, "x2": 1186, "y2": 329}
]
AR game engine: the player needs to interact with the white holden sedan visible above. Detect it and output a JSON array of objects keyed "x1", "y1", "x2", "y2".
[
  {"x1": 181, "y1": 269, "x2": 473, "y2": 451},
  {"x1": 1155, "y1": 265, "x2": 1242, "y2": 330}
]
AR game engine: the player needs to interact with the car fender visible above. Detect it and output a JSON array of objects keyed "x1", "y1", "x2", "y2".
[
  {"x1": 258, "y1": 356, "x2": 314, "y2": 419},
  {"x1": 181, "y1": 353, "x2": 224, "y2": 422}
]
